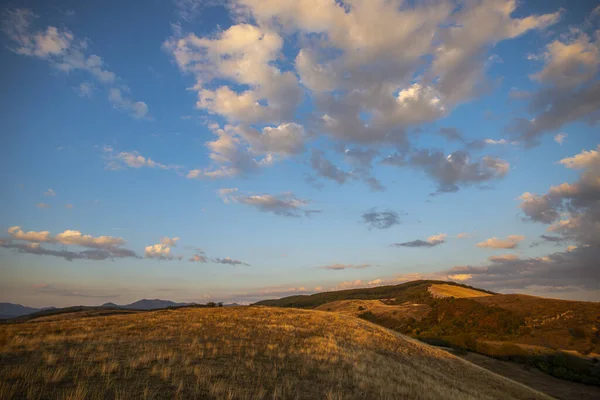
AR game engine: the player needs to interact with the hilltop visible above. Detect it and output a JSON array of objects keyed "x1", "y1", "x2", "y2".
[
  {"x1": 0, "y1": 306, "x2": 550, "y2": 400},
  {"x1": 255, "y1": 280, "x2": 600, "y2": 385},
  {"x1": 254, "y1": 280, "x2": 494, "y2": 308}
]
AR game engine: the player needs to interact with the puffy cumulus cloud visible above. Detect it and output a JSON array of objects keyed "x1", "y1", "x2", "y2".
[
  {"x1": 476, "y1": 235, "x2": 524, "y2": 249},
  {"x1": 383, "y1": 150, "x2": 509, "y2": 193},
  {"x1": 2, "y1": 9, "x2": 149, "y2": 119},
  {"x1": 510, "y1": 25, "x2": 600, "y2": 145},
  {"x1": 103, "y1": 146, "x2": 180, "y2": 171},
  {"x1": 213, "y1": 257, "x2": 250, "y2": 266},
  {"x1": 233, "y1": 0, "x2": 558, "y2": 145},
  {"x1": 361, "y1": 208, "x2": 401, "y2": 230},
  {"x1": 8, "y1": 226, "x2": 52, "y2": 242},
  {"x1": 393, "y1": 233, "x2": 447, "y2": 248},
  {"x1": 54, "y1": 230, "x2": 125, "y2": 248},
  {"x1": 44, "y1": 188, "x2": 56, "y2": 196},
  {"x1": 518, "y1": 146, "x2": 600, "y2": 246},
  {"x1": 319, "y1": 263, "x2": 372, "y2": 271},
  {"x1": 144, "y1": 243, "x2": 180, "y2": 260},
  {"x1": 219, "y1": 189, "x2": 318, "y2": 217},
  {"x1": 163, "y1": 23, "x2": 302, "y2": 125},
  {"x1": 3, "y1": 226, "x2": 137, "y2": 261},
  {"x1": 187, "y1": 123, "x2": 306, "y2": 179}
]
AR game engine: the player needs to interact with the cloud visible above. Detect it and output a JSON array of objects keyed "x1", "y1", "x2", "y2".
[
  {"x1": 212, "y1": 257, "x2": 249, "y2": 266},
  {"x1": 383, "y1": 149, "x2": 509, "y2": 193},
  {"x1": 76, "y1": 81, "x2": 95, "y2": 97},
  {"x1": 488, "y1": 254, "x2": 519, "y2": 262},
  {"x1": 320, "y1": 263, "x2": 372, "y2": 270},
  {"x1": 476, "y1": 235, "x2": 524, "y2": 249},
  {"x1": 232, "y1": 0, "x2": 558, "y2": 145},
  {"x1": 8, "y1": 226, "x2": 52, "y2": 242},
  {"x1": 484, "y1": 138, "x2": 515, "y2": 145},
  {"x1": 2, "y1": 9, "x2": 149, "y2": 119},
  {"x1": 441, "y1": 246, "x2": 599, "y2": 292},
  {"x1": 3, "y1": 226, "x2": 137, "y2": 261},
  {"x1": 554, "y1": 133, "x2": 567, "y2": 144},
  {"x1": 393, "y1": 233, "x2": 447, "y2": 248},
  {"x1": 162, "y1": 0, "x2": 558, "y2": 192},
  {"x1": 145, "y1": 237, "x2": 183, "y2": 260},
  {"x1": 145, "y1": 244, "x2": 175, "y2": 260},
  {"x1": 187, "y1": 123, "x2": 305, "y2": 179},
  {"x1": 161, "y1": 237, "x2": 180, "y2": 246},
  {"x1": 36, "y1": 203, "x2": 50, "y2": 208},
  {"x1": 456, "y1": 233, "x2": 471, "y2": 239},
  {"x1": 103, "y1": 146, "x2": 180, "y2": 171},
  {"x1": 189, "y1": 253, "x2": 208, "y2": 263},
  {"x1": 310, "y1": 149, "x2": 350, "y2": 185},
  {"x1": 518, "y1": 145, "x2": 600, "y2": 246},
  {"x1": 361, "y1": 209, "x2": 401, "y2": 230},
  {"x1": 44, "y1": 188, "x2": 56, "y2": 196},
  {"x1": 510, "y1": 26, "x2": 600, "y2": 145},
  {"x1": 65, "y1": 204, "x2": 74, "y2": 209},
  {"x1": 108, "y1": 88, "x2": 149, "y2": 119},
  {"x1": 219, "y1": 189, "x2": 318, "y2": 217},
  {"x1": 163, "y1": 22, "x2": 301, "y2": 125}
]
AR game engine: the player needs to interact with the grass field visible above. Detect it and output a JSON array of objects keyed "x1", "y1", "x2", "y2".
[
  {"x1": 0, "y1": 306, "x2": 551, "y2": 400},
  {"x1": 428, "y1": 284, "x2": 493, "y2": 299}
]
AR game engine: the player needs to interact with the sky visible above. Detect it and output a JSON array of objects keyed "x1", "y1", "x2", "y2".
[{"x1": 1, "y1": 0, "x2": 599, "y2": 307}]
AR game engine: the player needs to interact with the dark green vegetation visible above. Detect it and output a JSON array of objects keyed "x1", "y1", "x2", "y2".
[{"x1": 254, "y1": 280, "x2": 600, "y2": 386}]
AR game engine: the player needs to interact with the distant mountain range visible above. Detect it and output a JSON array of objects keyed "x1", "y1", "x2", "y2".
[
  {"x1": 0, "y1": 299, "x2": 241, "y2": 319},
  {"x1": 0, "y1": 303, "x2": 43, "y2": 319}
]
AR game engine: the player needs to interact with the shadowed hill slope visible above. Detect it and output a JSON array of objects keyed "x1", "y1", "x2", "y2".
[{"x1": 0, "y1": 307, "x2": 551, "y2": 400}]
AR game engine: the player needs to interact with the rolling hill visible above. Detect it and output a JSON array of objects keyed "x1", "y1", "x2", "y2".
[
  {"x1": 0, "y1": 306, "x2": 552, "y2": 399},
  {"x1": 255, "y1": 280, "x2": 600, "y2": 385}
]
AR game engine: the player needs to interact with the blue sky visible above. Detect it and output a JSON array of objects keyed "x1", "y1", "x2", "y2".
[{"x1": 1, "y1": 0, "x2": 599, "y2": 307}]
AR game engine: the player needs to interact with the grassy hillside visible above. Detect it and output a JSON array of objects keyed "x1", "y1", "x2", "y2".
[
  {"x1": 256, "y1": 280, "x2": 600, "y2": 385},
  {"x1": 254, "y1": 280, "x2": 494, "y2": 308},
  {"x1": 0, "y1": 307, "x2": 551, "y2": 400}
]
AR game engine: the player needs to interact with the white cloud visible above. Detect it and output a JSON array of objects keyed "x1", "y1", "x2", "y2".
[
  {"x1": 164, "y1": 22, "x2": 302, "y2": 125},
  {"x1": 476, "y1": 235, "x2": 525, "y2": 249},
  {"x1": 103, "y1": 147, "x2": 179, "y2": 171},
  {"x1": 161, "y1": 237, "x2": 180, "y2": 247},
  {"x1": 144, "y1": 243, "x2": 173, "y2": 260},
  {"x1": 554, "y1": 133, "x2": 567, "y2": 145},
  {"x1": 2, "y1": 9, "x2": 149, "y2": 119},
  {"x1": 44, "y1": 188, "x2": 56, "y2": 196},
  {"x1": 4, "y1": 226, "x2": 137, "y2": 260},
  {"x1": 219, "y1": 189, "x2": 318, "y2": 217},
  {"x1": 320, "y1": 263, "x2": 372, "y2": 270},
  {"x1": 511, "y1": 26, "x2": 600, "y2": 144}
]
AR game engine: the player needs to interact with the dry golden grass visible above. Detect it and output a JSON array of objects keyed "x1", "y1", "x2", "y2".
[
  {"x1": 0, "y1": 307, "x2": 550, "y2": 400},
  {"x1": 428, "y1": 284, "x2": 493, "y2": 299},
  {"x1": 315, "y1": 299, "x2": 431, "y2": 321}
]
